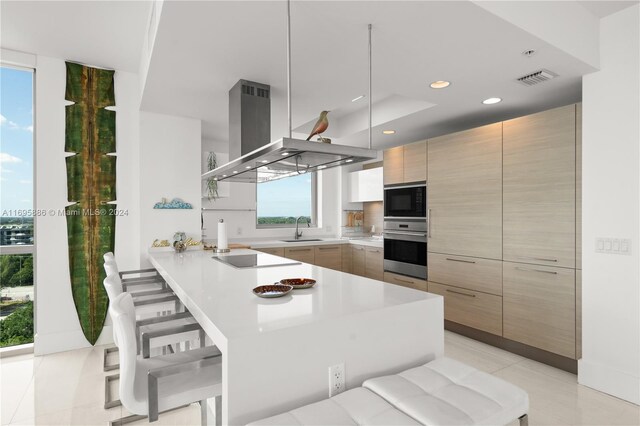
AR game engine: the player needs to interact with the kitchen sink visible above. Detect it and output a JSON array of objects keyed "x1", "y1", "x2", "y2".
[{"x1": 280, "y1": 239, "x2": 324, "y2": 243}]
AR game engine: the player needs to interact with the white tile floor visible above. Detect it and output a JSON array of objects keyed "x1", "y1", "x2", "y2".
[{"x1": 1, "y1": 331, "x2": 638, "y2": 425}]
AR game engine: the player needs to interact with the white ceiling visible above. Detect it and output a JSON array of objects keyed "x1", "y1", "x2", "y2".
[
  {"x1": 141, "y1": 1, "x2": 600, "y2": 150},
  {"x1": 0, "y1": 1, "x2": 152, "y2": 72},
  {"x1": 2, "y1": 1, "x2": 634, "y2": 151},
  {"x1": 577, "y1": 0, "x2": 638, "y2": 18}
]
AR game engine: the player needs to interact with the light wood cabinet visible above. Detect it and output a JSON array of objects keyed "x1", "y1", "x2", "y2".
[
  {"x1": 503, "y1": 104, "x2": 576, "y2": 268},
  {"x1": 403, "y1": 140, "x2": 427, "y2": 183},
  {"x1": 384, "y1": 271, "x2": 427, "y2": 291},
  {"x1": 284, "y1": 246, "x2": 315, "y2": 264},
  {"x1": 576, "y1": 269, "x2": 582, "y2": 359},
  {"x1": 427, "y1": 253, "x2": 502, "y2": 296},
  {"x1": 383, "y1": 146, "x2": 404, "y2": 185},
  {"x1": 503, "y1": 261, "x2": 576, "y2": 359},
  {"x1": 341, "y1": 245, "x2": 352, "y2": 273},
  {"x1": 427, "y1": 123, "x2": 503, "y2": 260},
  {"x1": 255, "y1": 247, "x2": 285, "y2": 257},
  {"x1": 351, "y1": 245, "x2": 366, "y2": 276},
  {"x1": 429, "y1": 282, "x2": 503, "y2": 336},
  {"x1": 576, "y1": 103, "x2": 582, "y2": 270},
  {"x1": 364, "y1": 246, "x2": 383, "y2": 280},
  {"x1": 314, "y1": 245, "x2": 342, "y2": 271},
  {"x1": 383, "y1": 141, "x2": 427, "y2": 185}
]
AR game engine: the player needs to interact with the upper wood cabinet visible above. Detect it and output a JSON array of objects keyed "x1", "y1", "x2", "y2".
[
  {"x1": 503, "y1": 104, "x2": 576, "y2": 268},
  {"x1": 427, "y1": 123, "x2": 503, "y2": 260},
  {"x1": 383, "y1": 140, "x2": 426, "y2": 185},
  {"x1": 403, "y1": 140, "x2": 427, "y2": 183},
  {"x1": 383, "y1": 146, "x2": 404, "y2": 185}
]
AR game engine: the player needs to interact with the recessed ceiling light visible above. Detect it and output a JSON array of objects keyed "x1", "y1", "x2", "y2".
[
  {"x1": 222, "y1": 174, "x2": 227, "y2": 177},
  {"x1": 345, "y1": 159, "x2": 353, "y2": 163},
  {"x1": 318, "y1": 165, "x2": 327, "y2": 169},
  {"x1": 482, "y1": 97, "x2": 502, "y2": 105},
  {"x1": 281, "y1": 152, "x2": 289, "y2": 156},
  {"x1": 430, "y1": 80, "x2": 450, "y2": 89},
  {"x1": 232, "y1": 171, "x2": 238, "y2": 174},
  {"x1": 522, "y1": 49, "x2": 536, "y2": 57},
  {"x1": 382, "y1": 130, "x2": 396, "y2": 135},
  {"x1": 260, "y1": 160, "x2": 269, "y2": 163},
  {"x1": 245, "y1": 166, "x2": 252, "y2": 169},
  {"x1": 352, "y1": 95, "x2": 365, "y2": 102}
]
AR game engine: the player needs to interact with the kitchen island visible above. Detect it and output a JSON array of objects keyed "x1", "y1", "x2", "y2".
[{"x1": 148, "y1": 249, "x2": 444, "y2": 425}]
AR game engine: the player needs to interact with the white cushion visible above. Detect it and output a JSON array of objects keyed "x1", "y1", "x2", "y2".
[
  {"x1": 247, "y1": 387, "x2": 420, "y2": 426},
  {"x1": 363, "y1": 357, "x2": 529, "y2": 425}
]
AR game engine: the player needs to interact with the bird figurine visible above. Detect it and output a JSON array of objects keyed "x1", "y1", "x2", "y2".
[{"x1": 306, "y1": 110, "x2": 330, "y2": 141}]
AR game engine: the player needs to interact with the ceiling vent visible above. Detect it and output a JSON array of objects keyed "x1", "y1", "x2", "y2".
[{"x1": 517, "y1": 69, "x2": 557, "y2": 86}]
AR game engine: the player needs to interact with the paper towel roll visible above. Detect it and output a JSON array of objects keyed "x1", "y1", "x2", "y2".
[{"x1": 217, "y1": 219, "x2": 228, "y2": 250}]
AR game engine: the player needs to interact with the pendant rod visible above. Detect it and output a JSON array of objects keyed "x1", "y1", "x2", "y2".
[
  {"x1": 286, "y1": 0, "x2": 292, "y2": 138},
  {"x1": 368, "y1": 23, "x2": 372, "y2": 150}
]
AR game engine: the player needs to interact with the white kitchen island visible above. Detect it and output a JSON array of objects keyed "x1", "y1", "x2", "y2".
[{"x1": 148, "y1": 249, "x2": 444, "y2": 425}]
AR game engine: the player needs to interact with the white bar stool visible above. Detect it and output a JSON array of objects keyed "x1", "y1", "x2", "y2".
[{"x1": 110, "y1": 292, "x2": 222, "y2": 426}]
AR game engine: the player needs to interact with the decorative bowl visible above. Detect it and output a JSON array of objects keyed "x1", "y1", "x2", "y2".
[
  {"x1": 253, "y1": 284, "x2": 293, "y2": 298},
  {"x1": 279, "y1": 278, "x2": 317, "y2": 289}
]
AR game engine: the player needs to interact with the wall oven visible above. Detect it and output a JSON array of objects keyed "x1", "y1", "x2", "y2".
[
  {"x1": 384, "y1": 183, "x2": 426, "y2": 219},
  {"x1": 383, "y1": 220, "x2": 427, "y2": 280}
]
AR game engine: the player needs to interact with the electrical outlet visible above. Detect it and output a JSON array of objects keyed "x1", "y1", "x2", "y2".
[
  {"x1": 328, "y1": 363, "x2": 345, "y2": 397},
  {"x1": 236, "y1": 227, "x2": 242, "y2": 236}
]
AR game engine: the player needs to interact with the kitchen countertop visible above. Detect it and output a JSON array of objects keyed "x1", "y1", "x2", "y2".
[
  {"x1": 147, "y1": 248, "x2": 443, "y2": 424},
  {"x1": 233, "y1": 236, "x2": 384, "y2": 249}
]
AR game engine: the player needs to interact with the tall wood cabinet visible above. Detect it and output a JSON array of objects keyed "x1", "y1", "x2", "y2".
[
  {"x1": 503, "y1": 104, "x2": 576, "y2": 268},
  {"x1": 383, "y1": 140, "x2": 426, "y2": 185},
  {"x1": 427, "y1": 123, "x2": 503, "y2": 260}
]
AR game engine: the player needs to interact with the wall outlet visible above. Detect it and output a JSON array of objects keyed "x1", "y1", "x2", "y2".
[
  {"x1": 328, "y1": 363, "x2": 345, "y2": 397},
  {"x1": 236, "y1": 227, "x2": 242, "y2": 236}
]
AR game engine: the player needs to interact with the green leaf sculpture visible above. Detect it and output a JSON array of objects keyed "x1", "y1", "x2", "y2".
[{"x1": 65, "y1": 62, "x2": 116, "y2": 345}]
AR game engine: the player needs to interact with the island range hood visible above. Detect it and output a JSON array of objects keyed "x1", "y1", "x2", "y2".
[{"x1": 201, "y1": 3, "x2": 377, "y2": 184}]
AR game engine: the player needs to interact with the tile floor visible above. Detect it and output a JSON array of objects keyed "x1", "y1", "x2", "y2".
[{"x1": 1, "y1": 331, "x2": 638, "y2": 425}]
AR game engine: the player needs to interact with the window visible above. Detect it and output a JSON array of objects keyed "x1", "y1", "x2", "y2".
[
  {"x1": 1, "y1": 65, "x2": 35, "y2": 348},
  {"x1": 256, "y1": 173, "x2": 317, "y2": 227}
]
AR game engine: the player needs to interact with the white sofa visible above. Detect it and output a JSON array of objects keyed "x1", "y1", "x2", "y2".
[{"x1": 248, "y1": 357, "x2": 529, "y2": 426}]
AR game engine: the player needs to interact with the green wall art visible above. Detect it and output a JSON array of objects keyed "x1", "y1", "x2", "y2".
[{"x1": 65, "y1": 62, "x2": 116, "y2": 345}]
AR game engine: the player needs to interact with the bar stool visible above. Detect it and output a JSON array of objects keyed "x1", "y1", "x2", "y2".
[
  {"x1": 103, "y1": 275, "x2": 205, "y2": 410},
  {"x1": 109, "y1": 292, "x2": 222, "y2": 426},
  {"x1": 102, "y1": 260, "x2": 182, "y2": 373},
  {"x1": 103, "y1": 253, "x2": 167, "y2": 294}
]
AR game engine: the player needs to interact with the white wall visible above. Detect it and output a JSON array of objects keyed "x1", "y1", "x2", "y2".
[
  {"x1": 139, "y1": 111, "x2": 201, "y2": 265},
  {"x1": 580, "y1": 5, "x2": 640, "y2": 405},
  {"x1": 34, "y1": 56, "x2": 141, "y2": 355}
]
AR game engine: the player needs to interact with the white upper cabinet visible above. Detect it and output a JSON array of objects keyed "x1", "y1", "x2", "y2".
[{"x1": 348, "y1": 168, "x2": 383, "y2": 202}]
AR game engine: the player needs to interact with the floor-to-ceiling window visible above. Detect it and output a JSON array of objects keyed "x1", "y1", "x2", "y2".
[{"x1": 0, "y1": 65, "x2": 35, "y2": 348}]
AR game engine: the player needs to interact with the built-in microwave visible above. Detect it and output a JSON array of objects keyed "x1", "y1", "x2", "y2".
[{"x1": 384, "y1": 183, "x2": 427, "y2": 219}]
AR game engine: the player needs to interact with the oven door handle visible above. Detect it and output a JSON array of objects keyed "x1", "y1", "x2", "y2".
[{"x1": 384, "y1": 231, "x2": 428, "y2": 237}]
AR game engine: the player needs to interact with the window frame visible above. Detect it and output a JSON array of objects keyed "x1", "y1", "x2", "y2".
[{"x1": 255, "y1": 172, "x2": 318, "y2": 229}]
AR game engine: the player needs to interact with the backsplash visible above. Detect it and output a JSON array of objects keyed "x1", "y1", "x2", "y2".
[{"x1": 364, "y1": 201, "x2": 383, "y2": 235}]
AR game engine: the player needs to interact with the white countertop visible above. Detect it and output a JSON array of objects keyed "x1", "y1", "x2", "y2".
[
  {"x1": 238, "y1": 236, "x2": 384, "y2": 249},
  {"x1": 147, "y1": 248, "x2": 443, "y2": 425},
  {"x1": 148, "y1": 248, "x2": 432, "y2": 341}
]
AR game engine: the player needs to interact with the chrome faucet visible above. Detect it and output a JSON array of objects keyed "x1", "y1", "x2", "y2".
[{"x1": 294, "y1": 216, "x2": 310, "y2": 240}]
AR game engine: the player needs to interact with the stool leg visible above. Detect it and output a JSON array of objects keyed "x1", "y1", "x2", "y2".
[
  {"x1": 200, "y1": 399, "x2": 207, "y2": 425},
  {"x1": 214, "y1": 395, "x2": 222, "y2": 426},
  {"x1": 519, "y1": 414, "x2": 529, "y2": 426}
]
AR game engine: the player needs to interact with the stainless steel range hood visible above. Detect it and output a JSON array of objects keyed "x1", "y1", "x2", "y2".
[
  {"x1": 202, "y1": 137, "x2": 377, "y2": 183},
  {"x1": 201, "y1": 4, "x2": 377, "y2": 184}
]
